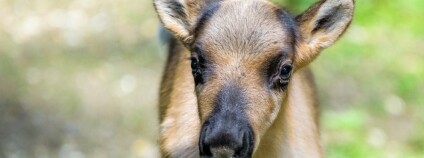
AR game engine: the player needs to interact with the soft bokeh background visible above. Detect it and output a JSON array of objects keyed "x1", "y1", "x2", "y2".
[{"x1": 0, "y1": 0, "x2": 423, "y2": 157}]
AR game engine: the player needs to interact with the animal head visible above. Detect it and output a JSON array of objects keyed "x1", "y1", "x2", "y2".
[{"x1": 154, "y1": 0, "x2": 354, "y2": 157}]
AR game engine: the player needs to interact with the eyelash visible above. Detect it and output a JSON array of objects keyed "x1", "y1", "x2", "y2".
[
  {"x1": 190, "y1": 55, "x2": 206, "y2": 85},
  {"x1": 269, "y1": 60, "x2": 293, "y2": 90}
]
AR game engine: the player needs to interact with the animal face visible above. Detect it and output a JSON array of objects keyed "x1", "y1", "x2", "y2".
[
  {"x1": 154, "y1": 0, "x2": 354, "y2": 157},
  {"x1": 191, "y1": 1, "x2": 296, "y2": 156}
]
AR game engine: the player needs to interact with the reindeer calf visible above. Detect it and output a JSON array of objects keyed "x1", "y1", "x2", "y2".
[{"x1": 154, "y1": 0, "x2": 354, "y2": 157}]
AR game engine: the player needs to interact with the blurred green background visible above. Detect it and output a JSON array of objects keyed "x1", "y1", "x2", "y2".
[{"x1": 0, "y1": 0, "x2": 423, "y2": 157}]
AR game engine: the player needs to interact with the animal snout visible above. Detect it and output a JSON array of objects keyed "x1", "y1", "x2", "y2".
[{"x1": 199, "y1": 117, "x2": 254, "y2": 158}]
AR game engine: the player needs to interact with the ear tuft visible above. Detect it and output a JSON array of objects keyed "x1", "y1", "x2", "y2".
[
  {"x1": 313, "y1": 5, "x2": 347, "y2": 33},
  {"x1": 313, "y1": 1, "x2": 354, "y2": 32},
  {"x1": 154, "y1": 0, "x2": 208, "y2": 47},
  {"x1": 294, "y1": 0, "x2": 354, "y2": 68}
]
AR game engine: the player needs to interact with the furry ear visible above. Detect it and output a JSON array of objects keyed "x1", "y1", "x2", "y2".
[
  {"x1": 295, "y1": 0, "x2": 354, "y2": 68},
  {"x1": 153, "y1": 0, "x2": 215, "y2": 46}
]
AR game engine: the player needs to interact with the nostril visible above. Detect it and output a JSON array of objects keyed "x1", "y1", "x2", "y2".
[
  {"x1": 199, "y1": 124, "x2": 212, "y2": 156},
  {"x1": 234, "y1": 127, "x2": 254, "y2": 157},
  {"x1": 199, "y1": 123, "x2": 255, "y2": 158},
  {"x1": 233, "y1": 132, "x2": 245, "y2": 156}
]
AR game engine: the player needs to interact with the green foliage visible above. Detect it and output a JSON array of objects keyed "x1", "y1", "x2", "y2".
[
  {"x1": 0, "y1": 0, "x2": 423, "y2": 157},
  {"x1": 274, "y1": 0, "x2": 424, "y2": 157}
]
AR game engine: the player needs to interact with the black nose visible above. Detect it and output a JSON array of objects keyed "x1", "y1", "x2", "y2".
[{"x1": 199, "y1": 117, "x2": 254, "y2": 158}]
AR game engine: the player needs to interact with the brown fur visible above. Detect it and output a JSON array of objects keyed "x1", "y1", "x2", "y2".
[
  {"x1": 154, "y1": 0, "x2": 354, "y2": 157},
  {"x1": 159, "y1": 39, "x2": 200, "y2": 157}
]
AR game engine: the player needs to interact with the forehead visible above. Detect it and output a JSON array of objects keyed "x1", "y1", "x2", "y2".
[{"x1": 194, "y1": 0, "x2": 297, "y2": 57}]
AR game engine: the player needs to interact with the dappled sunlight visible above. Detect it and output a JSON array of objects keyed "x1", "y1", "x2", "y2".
[
  {"x1": 1, "y1": 0, "x2": 423, "y2": 157},
  {"x1": 0, "y1": 0, "x2": 161, "y2": 157}
]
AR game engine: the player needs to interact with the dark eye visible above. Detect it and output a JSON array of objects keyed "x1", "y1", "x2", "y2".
[
  {"x1": 190, "y1": 56, "x2": 204, "y2": 85},
  {"x1": 270, "y1": 63, "x2": 293, "y2": 89},
  {"x1": 280, "y1": 64, "x2": 292, "y2": 79},
  {"x1": 191, "y1": 57, "x2": 198, "y2": 70}
]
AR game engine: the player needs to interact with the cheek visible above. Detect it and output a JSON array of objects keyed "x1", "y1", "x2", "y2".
[{"x1": 245, "y1": 91, "x2": 286, "y2": 139}]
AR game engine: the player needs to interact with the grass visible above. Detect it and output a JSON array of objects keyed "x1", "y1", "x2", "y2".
[{"x1": 0, "y1": 0, "x2": 423, "y2": 157}]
